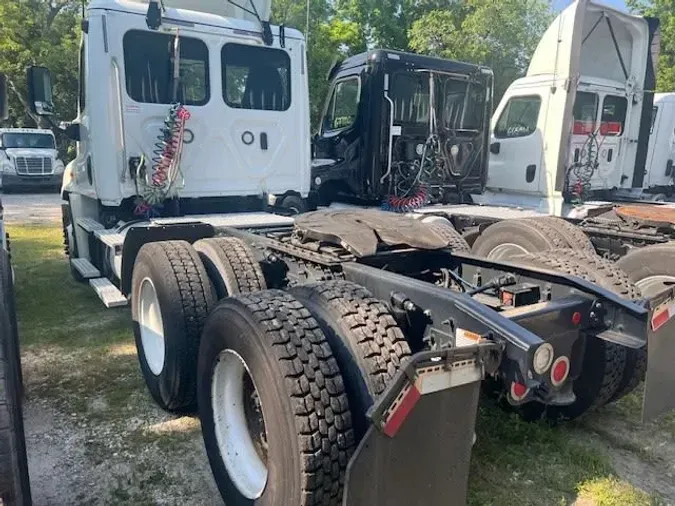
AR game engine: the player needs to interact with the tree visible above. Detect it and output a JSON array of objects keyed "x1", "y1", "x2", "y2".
[
  {"x1": 272, "y1": 0, "x2": 364, "y2": 127},
  {"x1": 628, "y1": 0, "x2": 675, "y2": 91},
  {"x1": 408, "y1": 0, "x2": 553, "y2": 102},
  {"x1": 0, "y1": 1, "x2": 81, "y2": 128}
]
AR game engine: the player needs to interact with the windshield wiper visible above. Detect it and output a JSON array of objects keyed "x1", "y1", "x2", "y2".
[{"x1": 226, "y1": 0, "x2": 273, "y2": 45}]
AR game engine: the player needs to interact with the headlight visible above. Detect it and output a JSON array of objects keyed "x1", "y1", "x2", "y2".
[
  {"x1": 53, "y1": 161, "x2": 65, "y2": 174},
  {"x1": 1, "y1": 162, "x2": 14, "y2": 174}
]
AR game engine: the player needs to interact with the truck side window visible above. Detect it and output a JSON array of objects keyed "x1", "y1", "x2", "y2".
[
  {"x1": 123, "y1": 31, "x2": 210, "y2": 106},
  {"x1": 651, "y1": 106, "x2": 658, "y2": 134},
  {"x1": 322, "y1": 78, "x2": 360, "y2": 132},
  {"x1": 494, "y1": 96, "x2": 541, "y2": 139},
  {"x1": 573, "y1": 92, "x2": 598, "y2": 134},
  {"x1": 222, "y1": 44, "x2": 291, "y2": 111},
  {"x1": 601, "y1": 95, "x2": 628, "y2": 136}
]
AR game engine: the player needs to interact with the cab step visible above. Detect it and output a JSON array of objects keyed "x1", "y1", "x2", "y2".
[
  {"x1": 76, "y1": 217, "x2": 104, "y2": 233},
  {"x1": 71, "y1": 258, "x2": 100, "y2": 279},
  {"x1": 95, "y1": 230, "x2": 125, "y2": 249},
  {"x1": 90, "y1": 278, "x2": 128, "y2": 308}
]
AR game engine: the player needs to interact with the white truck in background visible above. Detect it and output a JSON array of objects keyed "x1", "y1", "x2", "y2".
[
  {"x1": 645, "y1": 93, "x2": 675, "y2": 193},
  {"x1": 478, "y1": 1, "x2": 670, "y2": 215},
  {"x1": 0, "y1": 128, "x2": 65, "y2": 193}
]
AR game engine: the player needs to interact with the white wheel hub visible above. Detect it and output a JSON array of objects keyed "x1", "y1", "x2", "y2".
[
  {"x1": 488, "y1": 243, "x2": 529, "y2": 260},
  {"x1": 211, "y1": 349, "x2": 268, "y2": 499},
  {"x1": 138, "y1": 277, "x2": 165, "y2": 376},
  {"x1": 636, "y1": 275, "x2": 675, "y2": 297}
]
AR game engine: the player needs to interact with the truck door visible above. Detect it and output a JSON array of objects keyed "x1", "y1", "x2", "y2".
[
  {"x1": 568, "y1": 90, "x2": 630, "y2": 191},
  {"x1": 487, "y1": 89, "x2": 547, "y2": 193},
  {"x1": 645, "y1": 100, "x2": 675, "y2": 188}
]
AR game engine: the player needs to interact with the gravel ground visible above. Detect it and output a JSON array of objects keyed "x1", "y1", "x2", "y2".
[{"x1": 2, "y1": 191, "x2": 62, "y2": 225}]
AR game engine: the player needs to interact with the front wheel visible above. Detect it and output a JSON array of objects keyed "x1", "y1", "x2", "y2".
[{"x1": 198, "y1": 291, "x2": 355, "y2": 505}]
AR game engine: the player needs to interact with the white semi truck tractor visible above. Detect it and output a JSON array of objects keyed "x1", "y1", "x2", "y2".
[{"x1": 25, "y1": 1, "x2": 675, "y2": 505}]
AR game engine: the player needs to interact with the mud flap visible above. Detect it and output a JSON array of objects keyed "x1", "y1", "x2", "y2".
[
  {"x1": 643, "y1": 285, "x2": 675, "y2": 422},
  {"x1": 342, "y1": 343, "x2": 500, "y2": 506}
]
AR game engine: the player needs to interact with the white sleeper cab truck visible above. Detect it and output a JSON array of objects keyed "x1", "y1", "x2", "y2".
[
  {"x1": 479, "y1": 0, "x2": 661, "y2": 214},
  {"x1": 0, "y1": 128, "x2": 64, "y2": 192}
]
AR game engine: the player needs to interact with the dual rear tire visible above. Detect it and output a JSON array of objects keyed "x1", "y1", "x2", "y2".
[
  {"x1": 471, "y1": 217, "x2": 594, "y2": 259},
  {"x1": 131, "y1": 238, "x2": 411, "y2": 503},
  {"x1": 197, "y1": 282, "x2": 409, "y2": 504}
]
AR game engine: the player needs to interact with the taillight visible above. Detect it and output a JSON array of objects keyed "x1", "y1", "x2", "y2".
[
  {"x1": 551, "y1": 357, "x2": 570, "y2": 386},
  {"x1": 573, "y1": 121, "x2": 596, "y2": 135},
  {"x1": 533, "y1": 343, "x2": 554, "y2": 374},
  {"x1": 600, "y1": 121, "x2": 622, "y2": 136},
  {"x1": 510, "y1": 382, "x2": 529, "y2": 401}
]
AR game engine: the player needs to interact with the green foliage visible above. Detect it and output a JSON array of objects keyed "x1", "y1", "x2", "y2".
[
  {"x1": 628, "y1": 0, "x2": 675, "y2": 92},
  {"x1": 0, "y1": 0, "x2": 81, "y2": 128},
  {"x1": 409, "y1": 0, "x2": 554, "y2": 102},
  {"x1": 0, "y1": 0, "x2": 671, "y2": 138}
]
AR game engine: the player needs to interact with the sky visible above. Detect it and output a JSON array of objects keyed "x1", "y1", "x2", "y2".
[{"x1": 553, "y1": 0, "x2": 628, "y2": 11}]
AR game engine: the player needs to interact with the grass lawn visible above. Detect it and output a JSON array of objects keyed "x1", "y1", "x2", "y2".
[{"x1": 10, "y1": 223, "x2": 670, "y2": 505}]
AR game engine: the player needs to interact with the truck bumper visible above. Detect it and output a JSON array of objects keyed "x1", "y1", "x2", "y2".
[{"x1": 2, "y1": 173, "x2": 62, "y2": 191}]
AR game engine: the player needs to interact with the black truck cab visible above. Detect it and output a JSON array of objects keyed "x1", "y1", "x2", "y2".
[{"x1": 312, "y1": 50, "x2": 493, "y2": 208}]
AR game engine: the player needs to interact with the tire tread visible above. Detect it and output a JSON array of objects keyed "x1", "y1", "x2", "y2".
[{"x1": 230, "y1": 290, "x2": 355, "y2": 505}]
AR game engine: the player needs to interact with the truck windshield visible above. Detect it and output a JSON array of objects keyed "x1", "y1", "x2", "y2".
[
  {"x1": 391, "y1": 73, "x2": 485, "y2": 131},
  {"x1": 0, "y1": 133, "x2": 55, "y2": 149}
]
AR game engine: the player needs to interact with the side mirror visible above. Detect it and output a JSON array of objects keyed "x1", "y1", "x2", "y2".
[
  {"x1": 490, "y1": 142, "x2": 501, "y2": 155},
  {"x1": 65, "y1": 123, "x2": 81, "y2": 142},
  {"x1": 0, "y1": 74, "x2": 8, "y2": 121},
  {"x1": 26, "y1": 66, "x2": 55, "y2": 116}
]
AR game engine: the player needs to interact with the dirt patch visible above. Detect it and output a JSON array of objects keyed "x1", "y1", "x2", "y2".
[
  {"x1": 23, "y1": 346, "x2": 223, "y2": 505},
  {"x1": 579, "y1": 396, "x2": 675, "y2": 502}
]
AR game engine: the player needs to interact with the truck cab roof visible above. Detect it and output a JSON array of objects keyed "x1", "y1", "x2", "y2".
[
  {"x1": 331, "y1": 49, "x2": 492, "y2": 80},
  {"x1": 0, "y1": 128, "x2": 54, "y2": 136},
  {"x1": 90, "y1": 0, "x2": 303, "y2": 40}
]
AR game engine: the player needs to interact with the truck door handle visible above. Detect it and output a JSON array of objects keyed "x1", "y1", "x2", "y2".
[
  {"x1": 260, "y1": 132, "x2": 268, "y2": 151},
  {"x1": 607, "y1": 149, "x2": 613, "y2": 162},
  {"x1": 526, "y1": 165, "x2": 536, "y2": 183},
  {"x1": 490, "y1": 142, "x2": 501, "y2": 155}
]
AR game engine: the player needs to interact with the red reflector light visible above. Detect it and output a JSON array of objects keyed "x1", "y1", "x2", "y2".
[
  {"x1": 510, "y1": 382, "x2": 529, "y2": 401},
  {"x1": 573, "y1": 121, "x2": 596, "y2": 135},
  {"x1": 551, "y1": 357, "x2": 570, "y2": 386},
  {"x1": 383, "y1": 382, "x2": 421, "y2": 438},
  {"x1": 572, "y1": 312, "x2": 582, "y2": 325},
  {"x1": 600, "y1": 121, "x2": 622, "y2": 136},
  {"x1": 651, "y1": 300, "x2": 675, "y2": 332}
]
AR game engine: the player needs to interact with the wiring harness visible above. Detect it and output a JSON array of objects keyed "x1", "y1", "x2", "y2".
[
  {"x1": 134, "y1": 103, "x2": 190, "y2": 217},
  {"x1": 564, "y1": 130, "x2": 603, "y2": 204},
  {"x1": 381, "y1": 73, "x2": 483, "y2": 212}
]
